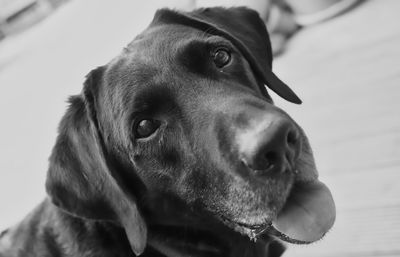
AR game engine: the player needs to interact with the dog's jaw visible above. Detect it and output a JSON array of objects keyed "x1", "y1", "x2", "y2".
[{"x1": 218, "y1": 215, "x2": 272, "y2": 242}]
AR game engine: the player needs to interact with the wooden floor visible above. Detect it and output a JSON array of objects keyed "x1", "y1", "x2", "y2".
[
  {"x1": 0, "y1": 0, "x2": 399, "y2": 256},
  {"x1": 274, "y1": 1, "x2": 400, "y2": 256}
]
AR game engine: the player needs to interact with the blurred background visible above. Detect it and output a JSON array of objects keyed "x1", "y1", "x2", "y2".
[{"x1": 0, "y1": 0, "x2": 399, "y2": 256}]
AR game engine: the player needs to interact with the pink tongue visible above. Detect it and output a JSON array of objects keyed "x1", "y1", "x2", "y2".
[{"x1": 271, "y1": 180, "x2": 336, "y2": 244}]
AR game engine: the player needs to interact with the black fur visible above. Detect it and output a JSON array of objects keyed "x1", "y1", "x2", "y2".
[{"x1": 0, "y1": 7, "x2": 314, "y2": 257}]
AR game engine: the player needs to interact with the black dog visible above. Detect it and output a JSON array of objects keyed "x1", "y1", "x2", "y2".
[{"x1": 0, "y1": 7, "x2": 335, "y2": 257}]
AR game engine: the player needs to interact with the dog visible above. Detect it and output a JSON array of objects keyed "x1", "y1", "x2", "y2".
[{"x1": 0, "y1": 7, "x2": 335, "y2": 257}]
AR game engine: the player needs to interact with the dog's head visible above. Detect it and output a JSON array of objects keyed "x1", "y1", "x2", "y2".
[{"x1": 46, "y1": 7, "x2": 335, "y2": 256}]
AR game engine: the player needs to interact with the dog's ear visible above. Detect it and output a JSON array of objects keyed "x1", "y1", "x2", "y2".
[
  {"x1": 152, "y1": 7, "x2": 301, "y2": 104},
  {"x1": 46, "y1": 67, "x2": 147, "y2": 255}
]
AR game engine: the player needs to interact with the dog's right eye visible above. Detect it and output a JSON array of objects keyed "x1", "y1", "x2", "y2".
[
  {"x1": 212, "y1": 48, "x2": 231, "y2": 68},
  {"x1": 133, "y1": 119, "x2": 160, "y2": 139}
]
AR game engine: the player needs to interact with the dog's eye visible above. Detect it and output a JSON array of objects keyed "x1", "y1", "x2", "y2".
[
  {"x1": 212, "y1": 48, "x2": 231, "y2": 68},
  {"x1": 134, "y1": 119, "x2": 160, "y2": 139}
]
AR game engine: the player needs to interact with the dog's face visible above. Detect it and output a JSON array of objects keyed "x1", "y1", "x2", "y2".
[
  {"x1": 46, "y1": 7, "x2": 335, "y2": 256},
  {"x1": 103, "y1": 24, "x2": 295, "y2": 226}
]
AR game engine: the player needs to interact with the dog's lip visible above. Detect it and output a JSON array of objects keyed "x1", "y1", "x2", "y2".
[
  {"x1": 229, "y1": 219, "x2": 272, "y2": 233},
  {"x1": 218, "y1": 215, "x2": 273, "y2": 240},
  {"x1": 263, "y1": 226, "x2": 312, "y2": 244},
  {"x1": 271, "y1": 180, "x2": 336, "y2": 244},
  {"x1": 217, "y1": 213, "x2": 317, "y2": 244}
]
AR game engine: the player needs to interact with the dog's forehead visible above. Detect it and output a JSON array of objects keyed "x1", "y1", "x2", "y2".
[
  {"x1": 104, "y1": 24, "x2": 221, "y2": 95},
  {"x1": 125, "y1": 24, "x2": 205, "y2": 61},
  {"x1": 104, "y1": 24, "x2": 207, "y2": 88},
  {"x1": 101, "y1": 25, "x2": 212, "y2": 110}
]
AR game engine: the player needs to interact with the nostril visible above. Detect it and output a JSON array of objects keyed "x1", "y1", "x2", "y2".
[
  {"x1": 264, "y1": 151, "x2": 278, "y2": 168},
  {"x1": 287, "y1": 130, "x2": 299, "y2": 147},
  {"x1": 286, "y1": 129, "x2": 301, "y2": 163},
  {"x1": 253, "y1": 151, "x2": 285, "y2": 175}
]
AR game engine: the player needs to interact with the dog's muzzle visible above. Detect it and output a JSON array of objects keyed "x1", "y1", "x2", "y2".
[{"x1": 212, "y1": 100, "x2": 336, "y2": 244}]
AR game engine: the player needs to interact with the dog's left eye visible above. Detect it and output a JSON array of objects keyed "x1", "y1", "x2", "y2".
[
  {"x1": 212, "y1": 48, "x2": 231, "y2": 68},
  {"x1": 134, "y1": 119, "x2": 160, "y2": 139}
]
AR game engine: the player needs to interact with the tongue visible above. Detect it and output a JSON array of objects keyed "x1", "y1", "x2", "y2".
[{"x1": 271, "y1": 180, "x2": 336, "y2": 244}]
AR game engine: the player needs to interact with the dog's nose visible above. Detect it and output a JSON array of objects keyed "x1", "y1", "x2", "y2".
[{"x1": 238, "y1": 115, "x2": 300, "y2": 176}]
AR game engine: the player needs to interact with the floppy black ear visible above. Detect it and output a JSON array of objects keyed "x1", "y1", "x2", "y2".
[
  {"x1": 151, "y1": 7, "x2": 301, "y2": 104},
  {"x1": 46, "y1": 67, "x2": 147, "y2": 255}
]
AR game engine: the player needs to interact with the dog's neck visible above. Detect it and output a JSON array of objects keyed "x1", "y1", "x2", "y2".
[
  {"x1": 0, "y1": 198, "x2": 134, "y2": 257},
  {"x1": 0, "y1": 198, "x2": 284, "y2": 257}
]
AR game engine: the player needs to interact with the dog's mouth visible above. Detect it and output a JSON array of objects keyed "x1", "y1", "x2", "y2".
[
  {"x1": 146, "y1": 180, "x2": 335, "y2": 257},
  {"x1": 219, "y1": 180, "x2": 336, "y2": 245},
  {"x1": 219, "y1": 215, "x2": 272, "y2": 241}
]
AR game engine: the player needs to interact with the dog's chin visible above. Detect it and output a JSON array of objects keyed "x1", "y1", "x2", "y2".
[
  {"x1": 212, "y1": 159, "x2": 335, "y2": 245},
  {"x1": 217, "y1": 178, "x2": 336, "y2": 245}
]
